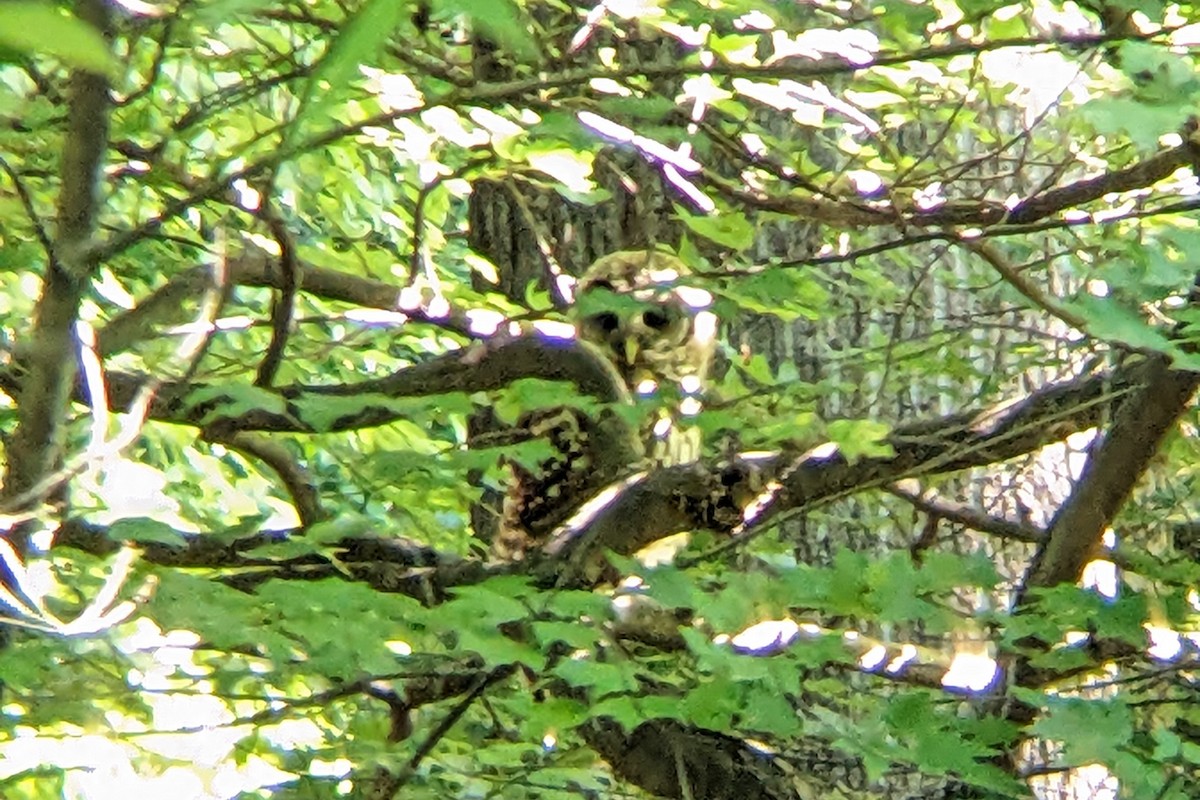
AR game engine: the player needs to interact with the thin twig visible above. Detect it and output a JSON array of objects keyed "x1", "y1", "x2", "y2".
[{"x1": 254, "y1": 199, "x2": 299, "y2": 388}]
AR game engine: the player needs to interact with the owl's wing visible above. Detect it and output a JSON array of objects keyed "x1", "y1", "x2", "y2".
[{"x1": 478, "y1": 404, "x2": 643, "y2": 563}]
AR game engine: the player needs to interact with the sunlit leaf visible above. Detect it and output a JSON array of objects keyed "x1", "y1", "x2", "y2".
[
  {"x1": 107, "y1": 517, "x2": 186, "y2": 546},
  {"x1": 0, "y1": 3, "x2": 117, "y2": 78},
  {"x1": 676, "y1": 206, "x2": 755, "y2": 250},
  {"x1": 716, "y1": 268, "x2": 830, "y2": 320},
  {"x1": 289, "y1": 0, "x2": 412, "y2": 141},
  {"x1": 826, "y1": 418, "x2": 894, "y2": 462}
]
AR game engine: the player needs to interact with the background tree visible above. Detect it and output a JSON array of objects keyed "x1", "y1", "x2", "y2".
[{"x1": 1, "y1": 1, "x2": 1200, "y2": 798}]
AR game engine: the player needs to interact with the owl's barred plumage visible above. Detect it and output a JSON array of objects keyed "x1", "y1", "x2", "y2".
[
  {"x1": 573, "y1": 251, "x2": 717, "y2": 392},
  {"x1": 572, "y1": 250, "x2": 718, "y2": 466},
  {"x1": 489, "y1": 250, "x2": 718, "y2": 562}
]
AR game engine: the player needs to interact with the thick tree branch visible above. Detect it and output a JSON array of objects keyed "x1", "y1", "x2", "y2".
[
  {"x1": 3, "y1": 0, "x2": 111, "y2": 512},
  {"x1": 47, "y1": 335, "x2": 629, "y2": 434},
  {"x1": 1017, "y1": 357, "x2": 1199, "y2": 603},
  {"x1": 728, "y1": 137, "x2": 1199, "y2": 229},
  {"x1": 552, "y1": 366, "x2": 1138, "y2": 576},
  {"x1": 97, "y1": 249, "x2": 482, "y2": 356},
  {"x1": 47, "y1": 364, "x2": 1135, "y2": 601}
]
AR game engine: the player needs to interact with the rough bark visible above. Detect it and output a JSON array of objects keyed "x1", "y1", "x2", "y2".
[
  {"x1": 1019, "y1": 356, "x2": 1199, "y2": 599},
  {"x1": 2, "y1": 0, "x2": 112, "y2": 514}
]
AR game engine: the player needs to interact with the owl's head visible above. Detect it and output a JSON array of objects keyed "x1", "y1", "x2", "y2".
[{"x1": 571, "y1": 251, "x2": 718, "y2": 393}]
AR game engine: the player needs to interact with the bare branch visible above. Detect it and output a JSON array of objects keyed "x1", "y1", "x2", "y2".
[
  {"x1": 206, "y1": 431, "x2": 325, "y2": 528},
  {"x1": 0, "y1": 156, "x2": 55, "y2": 262},
  {"x1": 253, "y1": 205, "x2": 300, "y2": 388},
  {"x1": 959, "y1": 238, "x2": 1091, "y2": 332},
  {"x1": 723, "y1": 136, "x2": 1199, "y2": 229},
  {"x1": 97, "y1": 249, "x2": 484, "y2": 356},
  {"x1": 887, "y1": 484, "x2": 1044, "y2": 545}
]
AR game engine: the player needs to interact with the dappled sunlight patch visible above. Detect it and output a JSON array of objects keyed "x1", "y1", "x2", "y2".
[
  {"x1": 526, "y1": 148, "x2": 595, "y2": 194},
  {"x1": 1143, "y1": 624, "x2": 1183, "y2": 661},
  {"x1": 941, "y1": 650, "x2": 1000, "y2": 693},
  {"x1": 764, "y1": 28, "x2": 878, "y2": 65},
  {"x1": 344, "y1": 308, "x2": 408, "y2": 326},
  {"x1": 857, "y1": 641, "x2": 888, "y2": 671},
  {"x1": 464, "y1": 308, "x2": 506, "y2": 336},
  {"x1": 728, "y1": 618, "x2": 799, "y2": 654},
  {"x1": 531, "y1": 319, "x2": 577, "y2": 340},
  {"x1": 361, "y1": 67, "x2": 422, "y2": 112},
  {"x1": 263, "y1": 718, "x2": 327, "y2": 752},
  {"x1": 385, "y1": 638, "x2": 413, "y2": 656},
  {"x1": 633, "y1": 531, "x2": 690, "y2": 568}
]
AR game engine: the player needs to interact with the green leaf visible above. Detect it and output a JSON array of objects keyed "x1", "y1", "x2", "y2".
[
  {"x1": 826, "y1": 549, "x2": 871, "y2": 615},
  {"x1": 590, "y1": 694, "x2": 684, "y2": 728},
  {"x1": 1081, "y1": 97, "x2": 1183, "y2": 151},
  {"x1": 148, "y1": 572, "x2": 277, "y2": 651},
  {"x1": 1116, "y1": 41, "x2": 1200, "y2": 105},
  {"x1": 107, "y1": 517, "x2": 187, "y2": 546},
  {"x1": 458, "y1": 627, "x2": 542, "y2": 666},
  {"x1": 1153, "y1": 727, "x2": 1182, "y2": 760},
  {"x1": 1033, "y1": 697, "x2": 1134, "y2": 764},
  {"x1": 866, "y1": 554, "x2": 935, "y2": 625},
  {"x1": 681, "y1": 675, "x2": 739, "y2": 728},
  {"x1": 642, "y1": 565, "x2": 698, "y2": 609},
  {"x1": 304, "y1": 514, "x2": 377, "y2": 546},
  {"x1": 289, "y1": 0, "x2": 412, "y2": 141},
  {"x1": 291, "y1": 393, "x2": 383, "y2": 433},
  {"x1": 435, "y1": 0, "x2": 539, "y2": 62},
  {"x1": 676, "y1": 206, "x2": 754, "y2": 250},
  {"x1": 0, "y1": 3, "x2": 117, "y2": 78},
  {"x1": 183, "y1": 384, "x2": 289, "y2": 426},
  {"x1": 717, "y1": 268, "x2": 830, "y2": 321},
  {"x1": 531, "y1": 620, "x2": 600, "y2": 650},
  {"x1": 918, "y1": 551, "x2": 1000, "y2": 592},
  {"x1": 519, "y1": 697, "x2": 589, "y2": 741},
  {"x1": 826, "y1": 418, "x2": 894, "y2": 462},
  {"x1": 444, "y1": 578, "x2": 532, "y2": 626},
  {"x1": 1066, "y1": 295, "x2": 1177, "y2": 354},
  {"x1": 553, "y1": 658, "x2": 638, "y2": 695}
]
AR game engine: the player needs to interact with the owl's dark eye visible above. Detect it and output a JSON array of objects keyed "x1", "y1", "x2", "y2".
[
  {"x1": 641, "y1": 309, "x2": 671, "y2": 330},
  {"x1": 589, "y1": 312, "x2": 621, "y2": 333}
]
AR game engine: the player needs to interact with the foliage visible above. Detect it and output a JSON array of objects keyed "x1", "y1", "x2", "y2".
[{"x1": 2, "y1": 1, "x2": 1200, "y2": 799}]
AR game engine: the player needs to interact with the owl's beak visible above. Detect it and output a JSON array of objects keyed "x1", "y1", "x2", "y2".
[{"x1": 623, "y1": 338, "x2": 640, "y2": 365}]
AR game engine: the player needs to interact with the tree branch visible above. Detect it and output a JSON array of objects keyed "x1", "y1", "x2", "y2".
[
  {"x1": 725, "y1": 136, "x2": 1199, "y2": 229},
  {"x1": 205, "y1": 431, "x2": 325, "y2": 528},
  {"x1": 553, "y1": 366, "x2": 1138, "y2": 577},
  {"x1": 1017, "y1": 357, "x2": 1198, "y2": 602},
  {"x1": 3, "y1": 0, "x2": 111, "y2": 514},
  {"x1": 61, "y1": 335, "x2": 630, "y2": 434},
  {"x1": 253, "y1": 205, "x2": 300, "y2": 388},
  {"x1": 96, "y1": 249, "x2": 483, "y2": 356}
]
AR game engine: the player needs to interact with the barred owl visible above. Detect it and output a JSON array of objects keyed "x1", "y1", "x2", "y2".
[
  {"x1": 488, "y1": 250, "x2": 719, "y2": 561},
  {"x1": 572, "y1": 250, "x2": 718, "y2": 465}
]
